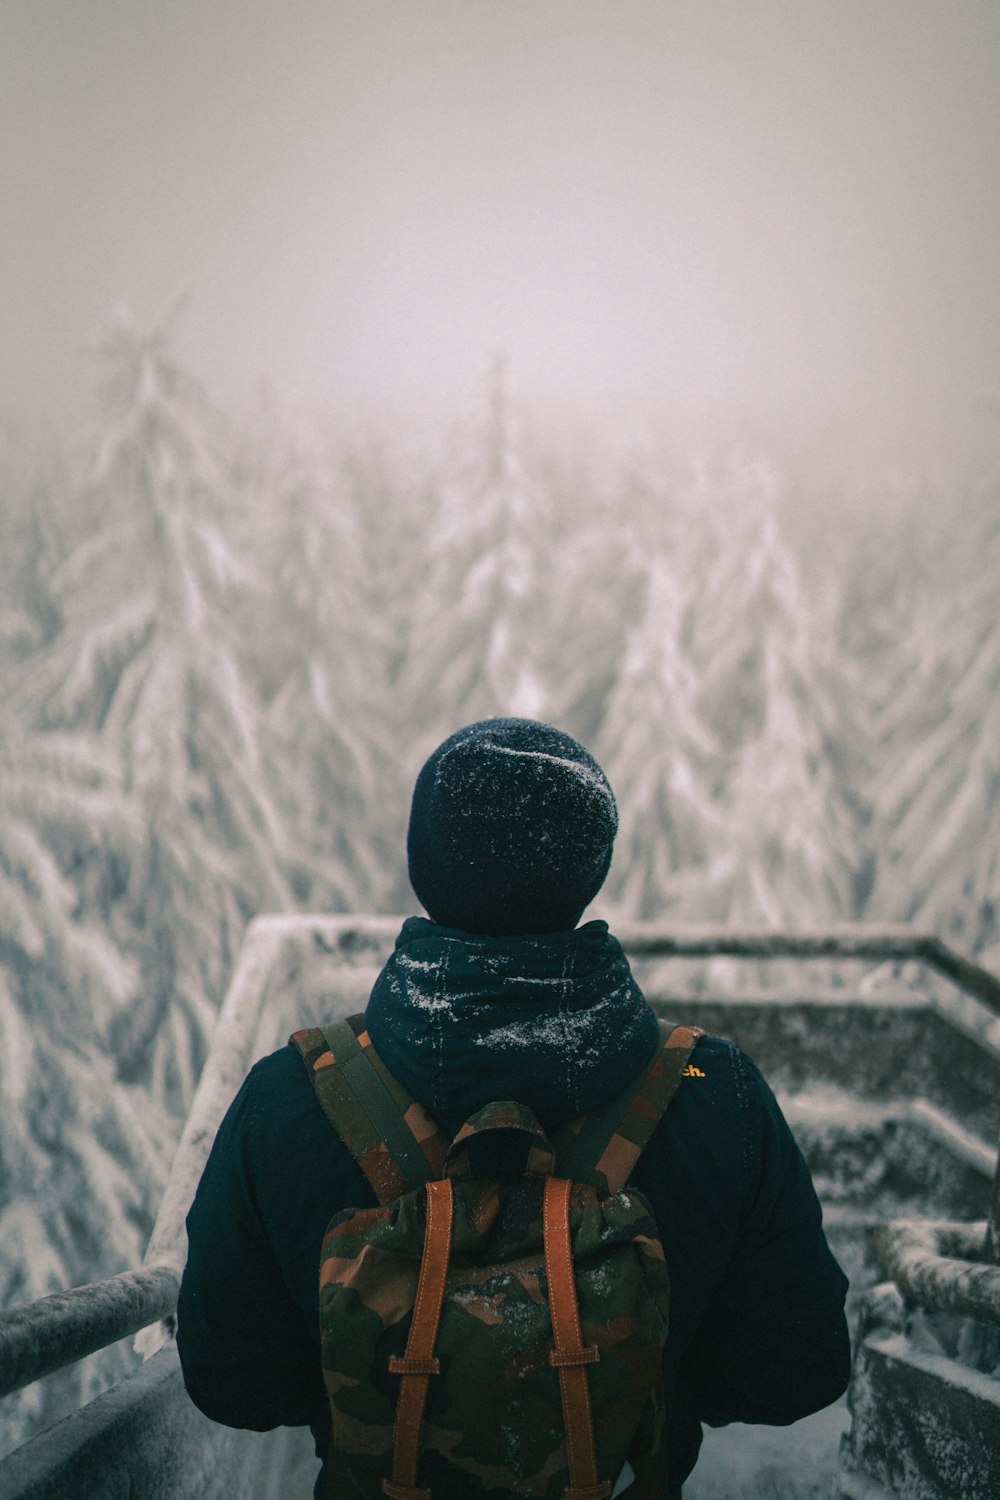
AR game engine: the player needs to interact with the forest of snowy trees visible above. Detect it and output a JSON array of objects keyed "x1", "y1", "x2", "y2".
[{"x1": 0, "y1": 311, "x2": 998, "y2": 1420}]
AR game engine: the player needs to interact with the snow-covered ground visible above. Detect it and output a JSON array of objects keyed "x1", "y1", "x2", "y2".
[{"x1": 686, "y1": 1397, "x2": 849, "y2": 1500}]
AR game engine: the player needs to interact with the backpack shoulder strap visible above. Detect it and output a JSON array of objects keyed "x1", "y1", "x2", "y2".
[
  {"x1": 290, "y1": 1018, "x2": 450, "y2": 1204},
  {"x1": 552, "y1": 1020, "x2": 704, "y2": 1195}
]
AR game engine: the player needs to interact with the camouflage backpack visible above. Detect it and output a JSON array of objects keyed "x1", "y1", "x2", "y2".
[{"x1": 290, "y1": 1015, "x2": 703, "y2": 1500}]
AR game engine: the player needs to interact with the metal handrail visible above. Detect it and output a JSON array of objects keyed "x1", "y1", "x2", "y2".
[{"x1": 0, "y1": 1265, "x2": 180, "y2": 1399}]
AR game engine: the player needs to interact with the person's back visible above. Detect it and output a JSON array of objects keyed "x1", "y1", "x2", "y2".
[{"x1": 177, "y1": 717, "x2": 850, "y2": 1497}]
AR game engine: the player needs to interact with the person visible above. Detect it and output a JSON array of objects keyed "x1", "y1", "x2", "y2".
[{"x1": 177, "y1": 716, "x2": 850, "y2": 1498}]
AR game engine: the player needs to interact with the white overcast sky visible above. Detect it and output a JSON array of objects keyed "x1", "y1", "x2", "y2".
[{"x1": 2, "y1": 1, "x2": 999, "y2": 475}]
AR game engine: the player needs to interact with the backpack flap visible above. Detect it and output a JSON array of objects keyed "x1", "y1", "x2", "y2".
[{"x1": 444, "y1": 1100, "x2": 556, "y2": 1179}]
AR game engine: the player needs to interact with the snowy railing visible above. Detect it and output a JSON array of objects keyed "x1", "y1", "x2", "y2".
[
  {"x1": 0, "y1": 1266, "x2": 180, "y2": 1400},
  {"x1": 873, "y1": 1220, "x2": 1000, "y2": 1324},
  {"x1": 839, "y1": 1219, "x2": 1000, "y2": 1498},
  {"x1": 616, "y1": 922, "x2": 1000, "y2": 1016}
]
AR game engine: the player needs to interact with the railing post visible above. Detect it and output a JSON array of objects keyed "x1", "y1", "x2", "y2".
[{"x1": 986, "y1": 1129, "x2": 1000, "y2": 1265}]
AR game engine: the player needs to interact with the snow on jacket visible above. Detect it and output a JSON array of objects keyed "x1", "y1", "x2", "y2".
[{"x1": 177, "y1": 917, "x2": 850, "y2": 1497}]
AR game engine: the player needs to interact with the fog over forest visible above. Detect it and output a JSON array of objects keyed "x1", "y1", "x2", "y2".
[
  {"x1": 0, "y1": 0, "x2": 998, "y2": 1464},
  {"x1": 3, "y1": 1, "x2": 1000, "y2": 474}
]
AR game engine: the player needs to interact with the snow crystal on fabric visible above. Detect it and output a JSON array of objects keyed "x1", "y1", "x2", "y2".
[
  {"x1": 482, "y1": 743, "x2": 617, "y2": 807},
  {"x1": 476, "y1": 986, "x2": 635, "y2": 1067},
  {"x1": 365, "y1": 916, "x2": 659, "y2": 1136},
  {"x1": 407, "y1": 718, "x2": 618, "y2": 935},
  {"x1": 430, "y1": 737, "x2": 616, "y2": 861}
]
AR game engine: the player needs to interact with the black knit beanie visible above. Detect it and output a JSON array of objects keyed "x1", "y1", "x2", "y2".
[{"x1": 406, "y1": 718, "x2": 618, "y2": 936}]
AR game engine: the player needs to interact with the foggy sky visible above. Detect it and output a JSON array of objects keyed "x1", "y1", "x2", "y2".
[{"x1": 2, "y1": 0, "x2": 999, "y2": 476}]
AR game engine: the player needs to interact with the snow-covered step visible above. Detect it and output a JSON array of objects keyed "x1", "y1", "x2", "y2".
[
  {"x1": 647, "y1": 987, "x2": 1000, "y2": 1151},
  {"x1": 839, "y1": 1281, "x2": 1000, "y2": 1500},
  {"x1": 776, "y1": 1085, "x2": 996, "y2": 1307},
  {"x1": 783, "y1": 1086, "x2": 995, "y2": 1219}
]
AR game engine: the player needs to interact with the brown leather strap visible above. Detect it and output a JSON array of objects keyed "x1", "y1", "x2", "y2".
[
  {"x1": 382, "y1": 1177, "x2": 453, "y2": 1500},
  {"x1": 544, "y1": 1176, "x2": 611, "y2": 1500}
]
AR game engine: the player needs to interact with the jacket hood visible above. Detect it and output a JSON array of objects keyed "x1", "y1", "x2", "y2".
[{"x1": 364, "y1": 915, "x2": 660, "y2": 1138}]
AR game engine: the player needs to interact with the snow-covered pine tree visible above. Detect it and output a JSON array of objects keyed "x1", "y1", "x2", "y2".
[
  {"x1": 836, "y1": 478, "x2": 948, "y2": 730},
  {"x1": 20, "y1": 308, "x2": 292, "y2": 1115},
  {"x1": 0, "y1": 437, "x2": 65, "y2": 674},
  {"x1": 688, "y1": 457, "x2": 863, "y2": 929},
  {"x1": 406, "y1": 356, "x2": 552, "y2": 742},
  {"x1": 599, "y1": 564, "x2": 728, "y2": 921},
  {"x1": 870, "y1": 483, "x2": 1000, "y2": 957},
  {"x1": 0, "y1": 727, "x2": 177, "y2": 1455},
  {"x1": 0, "y1": 730, "x2": 138, "y2": 1026},
  {"x1": 595, "y1": 464, "x2": 729, "y2": 921},
  {"x1": 237, "y1": 408, "x2": 399, "y2": 912},
  {"x1": 336, "y1": 433, "x2": 445, "y2": 908},
  {"x1": 542, "y1": 453, "x2": 645, "y2": 751}
]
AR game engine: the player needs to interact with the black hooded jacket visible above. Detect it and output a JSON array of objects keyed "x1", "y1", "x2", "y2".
[{"x1": 177, "y1": 918, "x2": 850, "y2": 1497}]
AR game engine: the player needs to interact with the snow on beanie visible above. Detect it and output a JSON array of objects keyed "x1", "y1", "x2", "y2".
[{"x1": 406, "y1": 718, "x2": 618, "y2": 936}]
